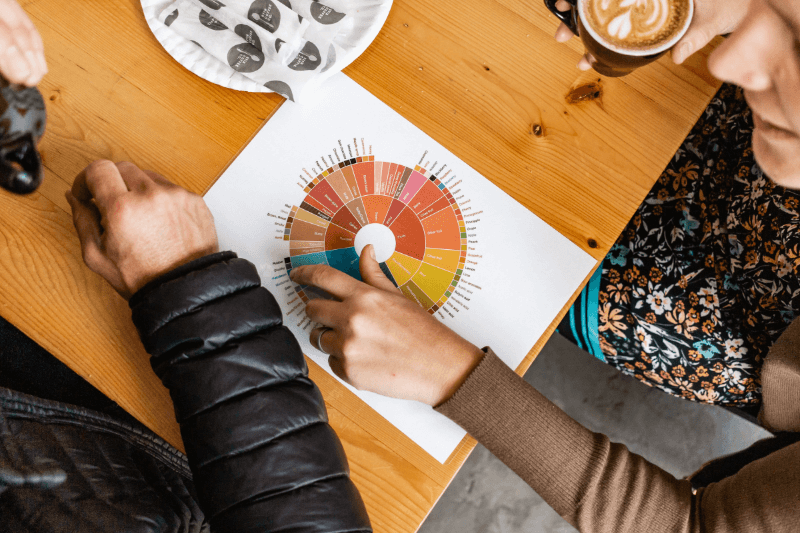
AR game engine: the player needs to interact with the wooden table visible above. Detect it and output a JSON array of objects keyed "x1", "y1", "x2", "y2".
[{"x1": 2, "y1": 1, "x2": 721, "y2": 530}]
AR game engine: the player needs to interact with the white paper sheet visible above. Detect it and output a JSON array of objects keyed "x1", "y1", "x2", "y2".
[{"x1": 204, "y1": 73, "x2": 597, "y2": 463}]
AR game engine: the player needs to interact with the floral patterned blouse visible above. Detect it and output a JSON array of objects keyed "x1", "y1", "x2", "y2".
[{"x1": 561, "y1": 84, "x2": 800, "y2": 408}]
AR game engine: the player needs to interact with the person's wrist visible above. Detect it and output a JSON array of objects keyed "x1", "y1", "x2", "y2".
[
  {"x1": 432, "y1": 344, "x2": 485, "y2": 407},
  {"x1": 124, "y1": 245, "x2": 219, "y2": 296}
]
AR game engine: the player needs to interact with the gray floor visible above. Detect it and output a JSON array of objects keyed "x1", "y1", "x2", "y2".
[{"x1": 419, "y1": 333, "x2": 772, "y2": 533}]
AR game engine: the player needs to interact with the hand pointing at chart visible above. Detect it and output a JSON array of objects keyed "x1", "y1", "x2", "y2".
[{"x1": 290, "y1": 244, "x2": 485, "y2": 406}]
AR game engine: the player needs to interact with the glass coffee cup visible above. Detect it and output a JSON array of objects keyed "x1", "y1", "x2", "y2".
[{"x1": 544, "y1": 0, "x2": 694, "y2": 77}]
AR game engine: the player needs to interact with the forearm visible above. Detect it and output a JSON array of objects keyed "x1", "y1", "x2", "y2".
[
  {"x1": 130, "y1": 252, "x2": 371, "y2": 532},
  {"x1": 435, "y1": 350, "x2": 695, "y2": 533}
]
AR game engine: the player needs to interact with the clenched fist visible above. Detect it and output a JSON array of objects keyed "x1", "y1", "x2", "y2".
[{"x1": 66, "y1": 160, "x2": 218, "y2": 299}]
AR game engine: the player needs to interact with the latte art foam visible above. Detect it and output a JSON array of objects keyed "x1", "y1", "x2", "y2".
[{"x1": 583, "y1": 0, "x2": 691, "y2": 51}]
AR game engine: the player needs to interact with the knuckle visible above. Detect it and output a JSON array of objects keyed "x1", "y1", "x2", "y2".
[
  {"x1": 115, "y1": 161, "x2": 139, "y2": 174},
  {"x1": 360, "y1": 289, "x2": 383, "y2": 307},
  {"x1": 339, "y1": 336, "x2": 357, "y2": 356},
  {"x1": 85, "y1": 159, "x2": 116, "y2": 180},
  {"x1": 346, "y1": 311, "x2": 370, "y2": 337}
]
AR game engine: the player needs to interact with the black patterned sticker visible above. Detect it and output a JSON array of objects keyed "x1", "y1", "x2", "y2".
[
  {"x1": 288, "y1": 41, "x2": 321, "y2": 71},
  {"x1": 235, "y1": 24, "x2": 262, "y2": 51},
  {"x1": 310, "y1": 1, "x2": 345, "y2": 24},
  {"x1": 265, "y1": 80, "x2": 294, "y2": 101},
  {"x1": 248, "y1": 0, "x2": 281, "y2": 33},
  {"x1": 227, "y1": 43, "x2": 265, "y2": 73},
  {"x1": 164, "y1": 9, "x2": 179, "y2": 26}
]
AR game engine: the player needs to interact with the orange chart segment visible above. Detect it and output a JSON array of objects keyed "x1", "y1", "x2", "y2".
[
  {"x1": 390, "y1": 207, "x2": 426, "y2": 260},
  {"x1": 352, "y1": 162, "x2": 375, "y2": 196},
  {"x1": 361, "y1": 194, "x2": 393, "y2": 224},
  {"x1": 380, "y1": 163, "x2": 397, "y2": 196},
  {"x1": 385, "y1": 164, "x2": 406, "y2": 197},
  {"x1": 372, "y1": 162, "x2": 384, "y2": 195},
  {"x1": 345, "y1": 198, "x2": 369, "y2": 227},
  {"x1": 289, "y1": 219, "x2": 326, "y2": 242},
  {"x1": 341, "y1": 165, "x2": 362, "y2": 199},
  {"x1": 325, "y1": 170, "x2": 355, "y2": 204},
  {"x1": 385, "y1": 251, "x2": 421, "y2": 287},
  {"x1": 422, "y1": 207, "x2": 461, "y2": 250}
]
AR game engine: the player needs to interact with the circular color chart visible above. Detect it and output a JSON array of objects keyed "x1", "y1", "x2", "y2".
[{"x1": 283, "y1": 156, "x2": 467, "y2": 314}]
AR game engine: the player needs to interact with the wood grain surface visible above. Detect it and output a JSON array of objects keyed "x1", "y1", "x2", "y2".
[{"x1": 1, "y1": 0, "x2": 721, "y2": 531}]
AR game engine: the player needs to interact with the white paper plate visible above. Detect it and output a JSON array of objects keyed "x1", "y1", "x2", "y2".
[{"x1": 141, "y1": 0, "x2": 392, "y2": 94}]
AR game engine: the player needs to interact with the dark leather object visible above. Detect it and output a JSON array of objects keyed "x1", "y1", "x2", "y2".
[
  {"x1": 0, "y1": 386, "x2": 209, "y2": 533},
  {"x1": 0, "y1": 76, "x2": 46, "y2": 194},
  {"x1": 130, "y1": 251, "x2": 371, "y2": 532},
  {"x1": 0, "y1": 252, "x2": 371, "y2": 532}
]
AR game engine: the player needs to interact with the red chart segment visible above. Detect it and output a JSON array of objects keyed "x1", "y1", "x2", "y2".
[
  {"x1": 389, "y1": 206, "x2": 426, "y2": 260},
  {"x1": 330, "y1": 202, "x2": 363, "y2": 233},
  {"x1": 308, "y1": 180, "x2": 345, "y2": 214},
  {"x1": 284, "y1": 156, "x2": 469, "y2": 314},
  {"x1": 408, "y1": 180, "x2": 446, "y2": 215},
  {"x1": 325, "y1": 223, "x2": 355, "y2": 250}
]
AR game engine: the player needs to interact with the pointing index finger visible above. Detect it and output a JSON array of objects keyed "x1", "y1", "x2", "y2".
[{"x1": 290, "y1": 264, "x2": 363, "y2": 300}]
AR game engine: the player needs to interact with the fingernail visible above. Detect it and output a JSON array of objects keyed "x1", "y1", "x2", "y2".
[{"x1": 368, "y1": 245, "x2": 376, "y2": 261}]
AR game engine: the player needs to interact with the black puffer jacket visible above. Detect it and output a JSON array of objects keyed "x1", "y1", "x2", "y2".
[{"x1": 0, "y1": 252, "x2": 372, "y2": 532}]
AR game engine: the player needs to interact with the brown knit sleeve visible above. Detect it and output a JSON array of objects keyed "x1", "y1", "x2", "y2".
[{"x1": 435, "y1": 349, "x2": 800, "y2": 532}]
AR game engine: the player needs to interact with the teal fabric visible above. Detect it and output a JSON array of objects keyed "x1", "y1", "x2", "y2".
[{"x1": 557, "y1": 261, "x2": 605, "y2": 362}]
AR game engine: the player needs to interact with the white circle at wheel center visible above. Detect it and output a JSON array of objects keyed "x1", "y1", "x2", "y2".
[{"x1": 354, "y1": 223, "x2": 396, "y2": 263}]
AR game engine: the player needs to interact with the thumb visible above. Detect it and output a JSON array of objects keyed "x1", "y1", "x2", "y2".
[
  {"x1": 672, "y1": 25, "x2": 713, "y2": 65},
  {"x1": 66, "y1": 191, "x2": 129, "y2": 297},
  {"x1": 359, "y1": 245, "x2": 396, "y2": 292}
]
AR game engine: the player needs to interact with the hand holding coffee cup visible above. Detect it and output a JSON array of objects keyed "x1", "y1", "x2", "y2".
[
  {"x1": 548, "y1": 0, "x2": 751, "y2": 75},
  {"x1": 546, "y1": 0, "x2": 695, "y2": 76}
]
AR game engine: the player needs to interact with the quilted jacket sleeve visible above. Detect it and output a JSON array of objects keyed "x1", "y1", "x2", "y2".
[{"x1": 129, "y1": 252, "x2": 371, "y2": 533}]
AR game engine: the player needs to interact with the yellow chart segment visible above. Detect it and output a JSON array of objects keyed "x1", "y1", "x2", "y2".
[
  {"x1": 385, "y1": 251, "x2": 421, "y2": 287},
  {"x1": 422, "y1": 248, "x2": 461, "y2": 272},
  {"x1": 410, "y1": 262, "x2": 455, "y2": 303}
]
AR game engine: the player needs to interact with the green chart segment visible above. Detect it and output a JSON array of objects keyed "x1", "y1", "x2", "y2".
[{"x1": 282, "y1": 156, "x2": 467, "y2": 314}]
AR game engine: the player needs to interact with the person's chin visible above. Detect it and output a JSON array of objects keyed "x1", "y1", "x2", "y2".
[{"x1": 752, "y1": 119, "x2": 800, "y2": 190}]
